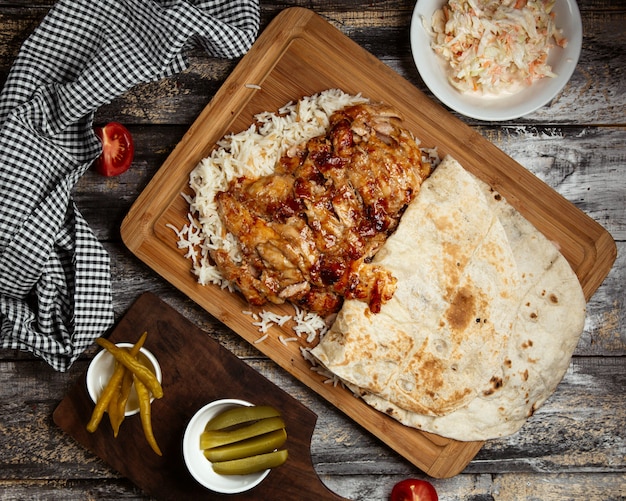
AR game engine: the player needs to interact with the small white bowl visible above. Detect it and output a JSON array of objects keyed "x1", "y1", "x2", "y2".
[
  {"x1": 182, "y1": 399, "x2": 271, "y2": 494},
  {"x1": 410, "y1": 0, "x2": 583, "y2": 120},
  {"x1": 86, "y1": 343, "x2": 162, "y2": 416}
]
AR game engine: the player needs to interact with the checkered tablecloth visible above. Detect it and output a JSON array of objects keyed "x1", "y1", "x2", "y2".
[{"x1": 0, "y1": 0, "x2": 260, "y2": 371}]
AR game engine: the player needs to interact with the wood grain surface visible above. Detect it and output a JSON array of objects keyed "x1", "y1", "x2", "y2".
[{"x1": 0, "y1": 0, "x2": 624, "y2": 499}]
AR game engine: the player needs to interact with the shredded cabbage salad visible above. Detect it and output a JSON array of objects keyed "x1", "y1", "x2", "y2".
[{"x1": 427, "y1": 0, "x2": 567, "y2": 95}]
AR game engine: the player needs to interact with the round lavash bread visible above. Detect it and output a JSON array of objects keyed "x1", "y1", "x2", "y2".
[
  {"x1": 312, "y1": 155, "x2": 586, "y2": 441},
  {"x1": 311, "y1": 155, "x2": 524, "y2": 417}
]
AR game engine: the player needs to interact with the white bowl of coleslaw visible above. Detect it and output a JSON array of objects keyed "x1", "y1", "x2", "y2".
[{"x1": 410, "y1": 0, "x2": 582, "y2": 121}]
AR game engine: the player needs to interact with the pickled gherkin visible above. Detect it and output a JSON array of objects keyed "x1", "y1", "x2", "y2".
[
  {"x1": 212, "y1": 449, "x2": 289, "y2": 475},
  {"x1": 203, "y1": 428, "x2": 287, "y2": 462},
  {"x1": 200, "y1": 416, "x2": 285, "y2": 450},
  {"x1": 200, "y1": 404, "x2": 288, "y2": 476},
  {"x1": 204, "y1": 405, "x2": 281, "y2": 431}
]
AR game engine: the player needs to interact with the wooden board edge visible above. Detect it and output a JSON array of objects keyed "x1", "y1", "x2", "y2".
[{"x1": 426, "y1": 439, "x2": 486, "y2": 478}]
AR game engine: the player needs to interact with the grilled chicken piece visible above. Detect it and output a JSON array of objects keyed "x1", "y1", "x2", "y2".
[{"x1": 212, "y1": 102, "x2": 431, "y2": 316}]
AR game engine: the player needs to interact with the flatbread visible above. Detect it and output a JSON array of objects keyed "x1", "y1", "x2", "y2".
[
  {"x1": 311, "y1": 155, "x2": 586, "y2": 441},
  {"x1": 312, "y1": 156, "x2": 522, "y2": 416}
]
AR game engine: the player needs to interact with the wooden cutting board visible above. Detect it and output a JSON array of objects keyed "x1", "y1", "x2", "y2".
[
  {"x1": 53, "y1": 292, "x2": 346, "y2": 501},
  {"x1": 119, "y1": 7, "x2": 616, "y2": 479}
]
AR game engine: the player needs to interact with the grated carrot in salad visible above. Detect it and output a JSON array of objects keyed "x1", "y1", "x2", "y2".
[{"x1": 427, "y1": 0, "x2": 567, "y2": 95}]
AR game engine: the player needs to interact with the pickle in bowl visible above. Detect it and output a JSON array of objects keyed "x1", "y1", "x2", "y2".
[
  {"x1": 182, "y1": 399, "x2": 288, "y2": 493},
  {"x1": 200, "y1": 404, "x2": 288, "y2": 476}
]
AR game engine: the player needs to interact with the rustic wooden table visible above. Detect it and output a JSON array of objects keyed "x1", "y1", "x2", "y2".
[{"x1": 0, "y1": 0, "x2": 624, "y2": 500}]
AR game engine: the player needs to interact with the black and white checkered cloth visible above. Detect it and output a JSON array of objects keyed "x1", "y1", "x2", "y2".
[{"x1": 0, "y1": 0, "x2": 260, "y2": 371}]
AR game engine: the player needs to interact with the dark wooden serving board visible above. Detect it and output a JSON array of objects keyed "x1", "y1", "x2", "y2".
[{"x1": 53, "y1": 292, "x2": 345, "y2": 501}]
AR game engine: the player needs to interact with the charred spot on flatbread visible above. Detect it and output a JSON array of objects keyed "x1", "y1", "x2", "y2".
[
  {"x1": 445, "y1": 286, "x2": 476, "y2": 331},
  {"x1": 483, "y1": 376, "x2": 504, "y2": 396}
]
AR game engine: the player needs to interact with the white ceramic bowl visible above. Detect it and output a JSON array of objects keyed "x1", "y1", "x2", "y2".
[
  {"x1": 86, "y1": 342, "x2": 162, "y2": 416},
  {"x1": 410, "y1": 0, "x2": 583, "y2": 121},
  {"x1": 182, "y1": 399, "x2": 271, "y2": 494}
]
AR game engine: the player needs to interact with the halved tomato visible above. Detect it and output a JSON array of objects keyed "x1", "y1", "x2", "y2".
[
  {"x1": 390, "y1": 479, "x2": 438, "y2": 501},
  {"x1": 94, "y1": 122, "x2": 134, "y2": 176}
]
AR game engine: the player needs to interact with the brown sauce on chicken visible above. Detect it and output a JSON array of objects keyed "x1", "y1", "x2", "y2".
[{"x1": 211, "y1": 103, "x2": 431, "y2": 316}]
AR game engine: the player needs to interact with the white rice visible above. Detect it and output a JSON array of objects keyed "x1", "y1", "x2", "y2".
[
  {"x1": 291, "y1": 305, "x2": 329, "y2": 343},
  {"x1": 248, "y1": 310, "x2": 292, "y2": 333},
  {"x1": 279, "y1": 335, "x2": 300, "y2": 345},
  {"x1": 243, "y1": 305, "x2": 329, "y2": 347},
  {"x1": 169, "y1": 89, "x2": 368, "y2": 344},
  {"x1": 172, "y1": 89, "x2": 368, "y2": 289}
]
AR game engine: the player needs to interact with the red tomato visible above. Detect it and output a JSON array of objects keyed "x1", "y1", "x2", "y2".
[
  {"x1": 94, "y1": 122, "x2": 134, "y2": 176},
  {"x1": 390, "y1": 479, "x2": 438, "y2": 501}
]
